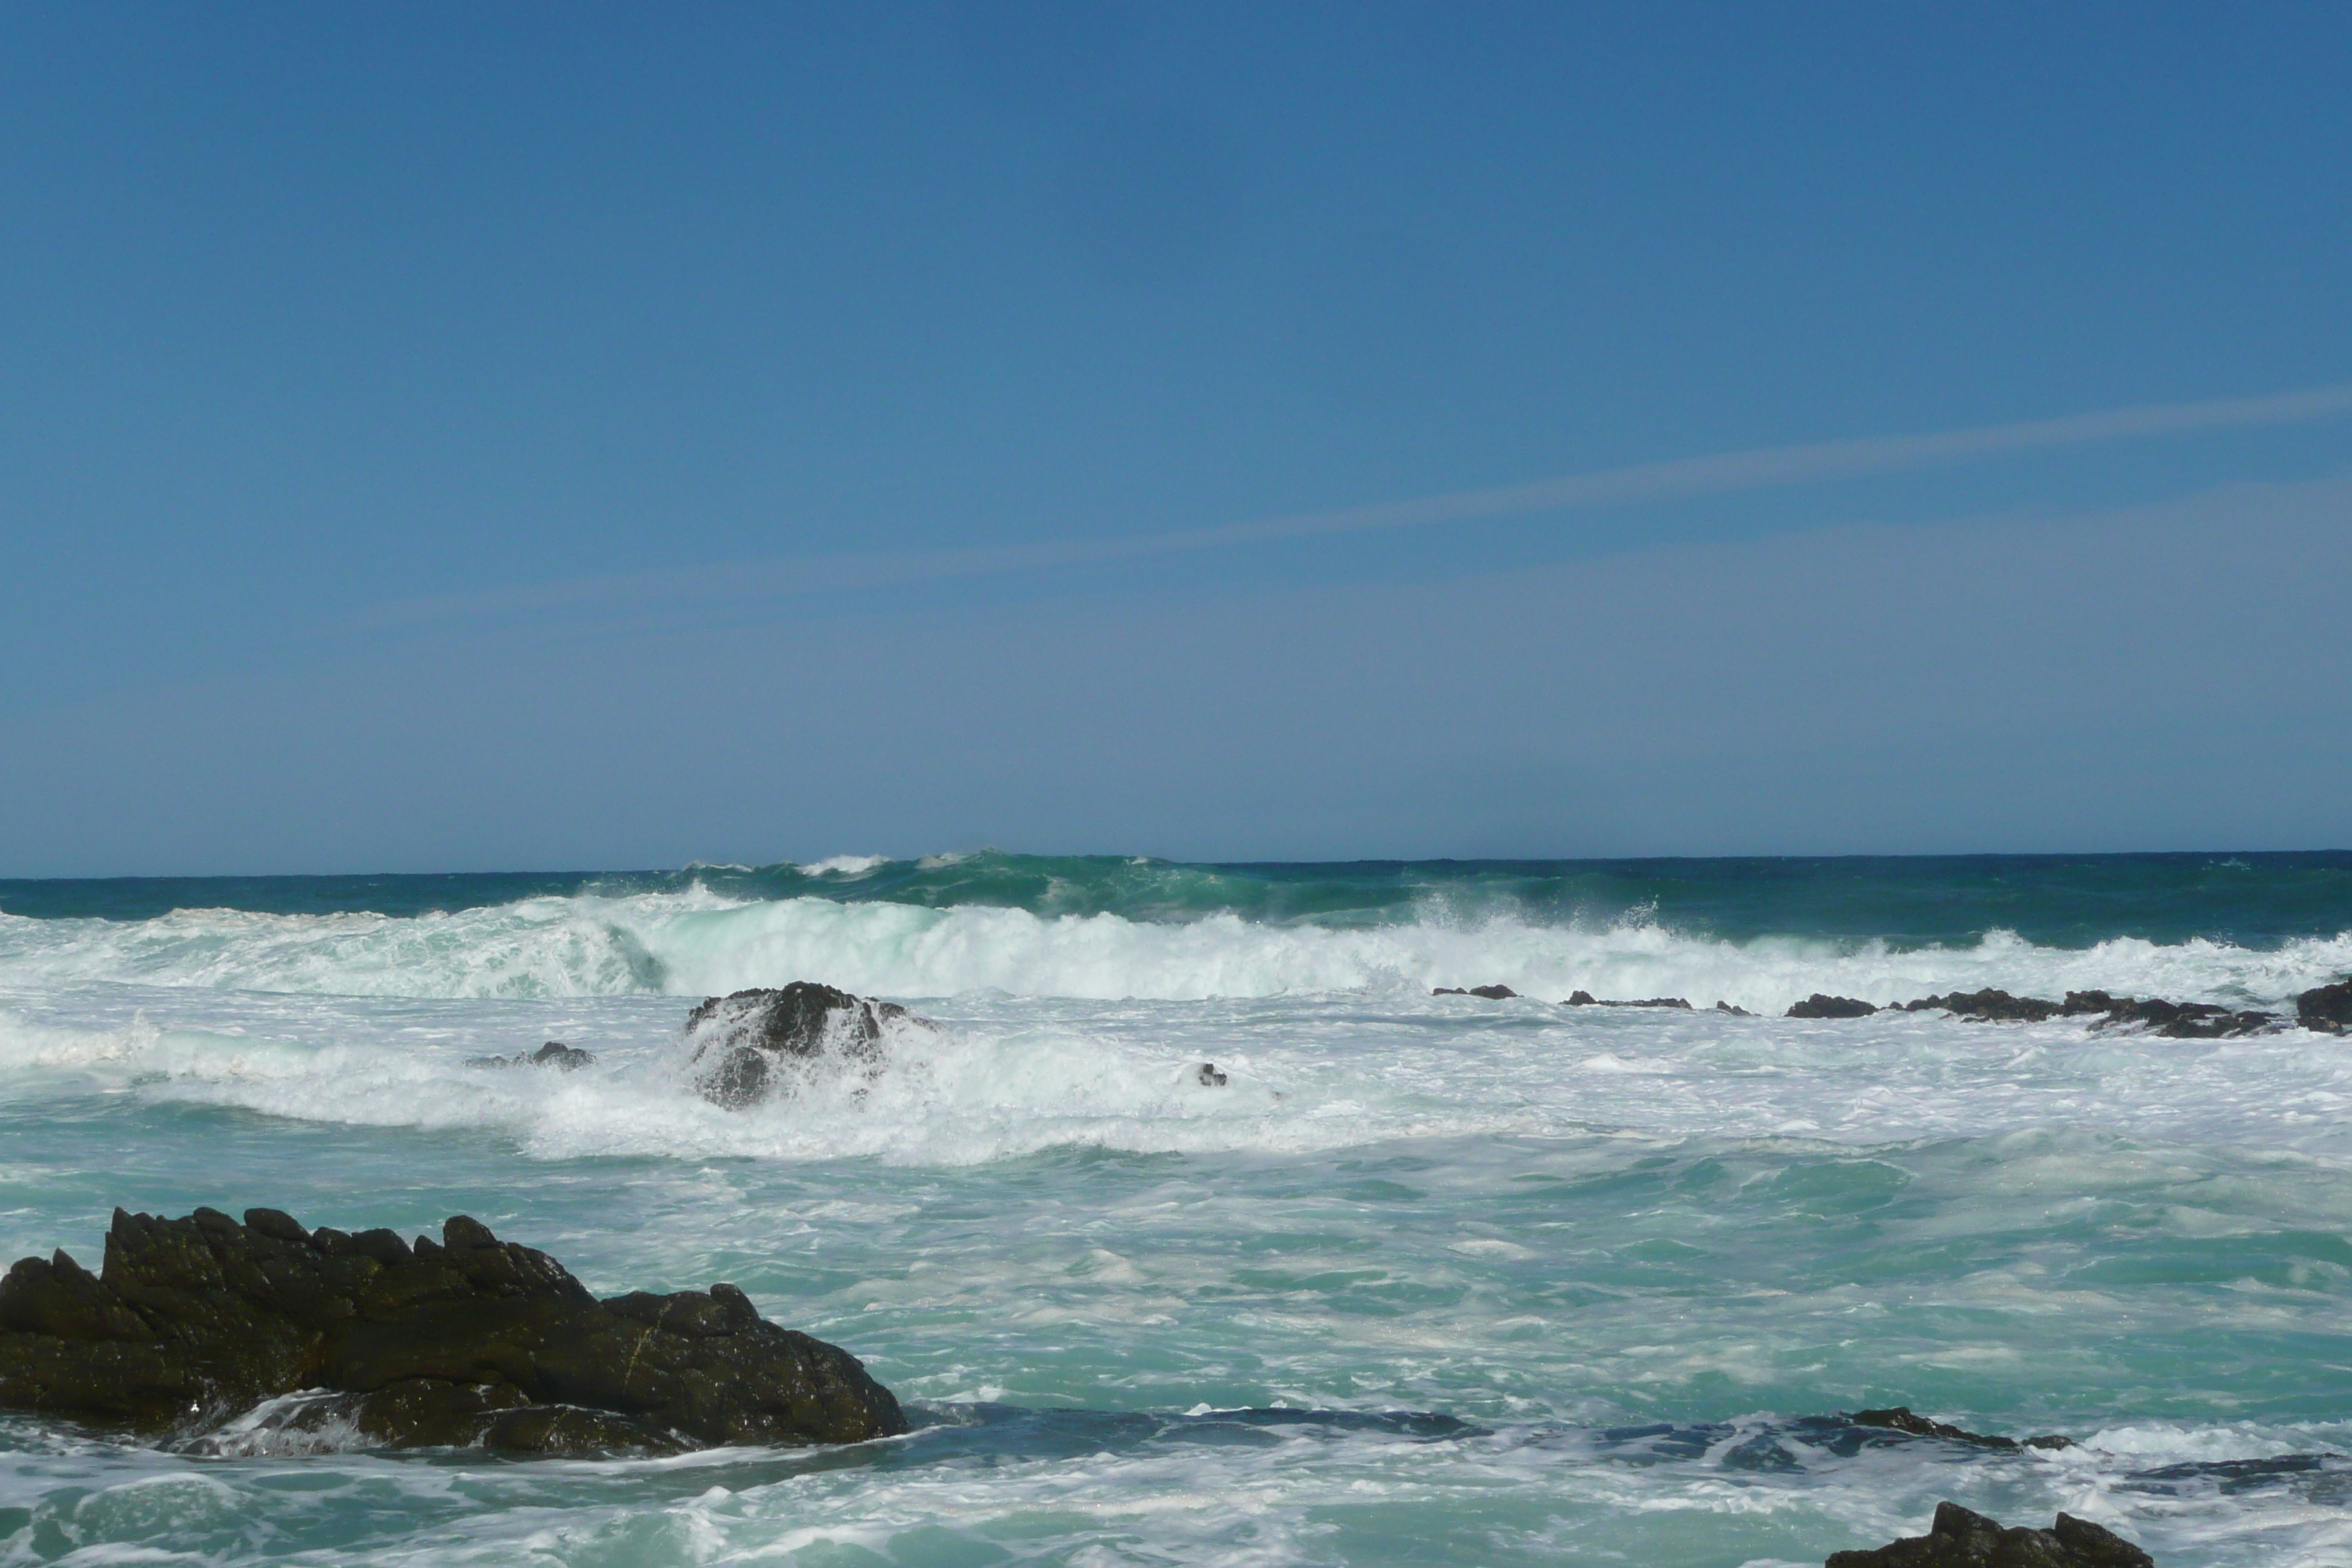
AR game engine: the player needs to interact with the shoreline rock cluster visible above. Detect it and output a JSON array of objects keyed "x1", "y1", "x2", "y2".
[
  {"x1": 0, "y1": 1207, "x2": 905, "y2": 1455},
  {"x1": 1435, "y1": 976, "x2": 2351, "y2": 1037}
]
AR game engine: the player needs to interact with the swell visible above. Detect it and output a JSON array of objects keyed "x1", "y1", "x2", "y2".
[
  {"x1": 8, "y1": 849, "x2": 2352, "y2": 947},
  {"x1": 0, "y1": 889, "x2": 2345, "y2": 1007}
]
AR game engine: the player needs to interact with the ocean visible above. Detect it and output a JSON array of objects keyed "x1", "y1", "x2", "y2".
[{"x1": 2, "y1": 851, "x2": 2348, "y2": 1566}]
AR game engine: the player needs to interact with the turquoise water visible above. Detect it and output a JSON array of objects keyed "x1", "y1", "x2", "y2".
[{"x1": 2, "y1": 855, "x2": 2349, "y2": 1564}]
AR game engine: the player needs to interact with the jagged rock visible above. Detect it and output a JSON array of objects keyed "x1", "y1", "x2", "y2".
[
  {"x1": 1901, "y1": 988, "x2": 2276, "y2": 1039},
  {"x1": 1852, "y1": 1405, "x2": 2073, "y2": 1452},
  {"x1": 1195, "y1": 1062, "x2": 1229, "y2": 1087},
  {"x1": 1564, "y1": 992, "x2": 1693, "y2": 1009},
  {"x1": 469, "y1": 1041, "x2": 595, "y2": 1071},
  {"x1": 1715, "y1": 1000, "x2": 1754, "y2": 1016},
  {"x1": 1825, "y1": 1501, "x2": 2152, "y2": 1567},
  {"x1": 1787, "y1": 994, "x2": 1879, "y2": 1019},
  {"x1": 2295, "y1": 977, "x2": 2352, "y2": 1033},
  {"x1": 2081, "y1": 995, "x2": 2274, "y2": 1039},
  {"x1": 1433, "y1": 984, "x2": 1518, "y2": 999},
  {"x1": 0, "y1": 1207, "x2": 905, "y2": 1456},
  {"x1": 685, "y1": 981, "x2": 931, "y2": 1108},
  {"x1": 1901, "y1": 989, "x2": 2062, "y2": 1022}
]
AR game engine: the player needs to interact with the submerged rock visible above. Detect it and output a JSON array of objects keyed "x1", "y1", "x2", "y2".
[
  {"x1": 1825, "y1": 1501, "x2": 2152, "y2": 1567},
  {"x1": 469, "y1": 1041, "x2": 595, "y2": 1071},
  {"x1": 0, "y1": 1207, "x2": 905, "y2": 1455},
  {"x1": 686, "y1": 981, "x2": 932, "y2": 1108},
  {"x1": 1195, "y1": 1062, "x2": 1229, "y2": 1087},
  {"x1": 1851, "y1": 1405, "x2": 2073, "y2": 1452},
  {"x1": 1564, "y1": 992, "x2": 1693, "y2": 1009},
  {"x1": 1433, "y1": 984, "x2": 1518, "y2": 999},
  {"x1": 2296, "y1": 977, "x2": 2352, "y2": 1033},
  {"x1": 1787, "y1": 994, "x2": 1879, "y2": 1019}
]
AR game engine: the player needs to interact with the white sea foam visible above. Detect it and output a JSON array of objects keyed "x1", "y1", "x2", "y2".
[
  {"x1": 0, "y1": 892, "x2": 2343, "y2": 1009},
  {"x1": 797, "y1": 855, "x2": 888, "y2": 877}
]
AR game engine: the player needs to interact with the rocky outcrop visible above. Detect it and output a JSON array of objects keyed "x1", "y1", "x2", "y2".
[
  {"x1": 2297, "y1": 977, "x2": 2352, "y2": 1033},
  {"x1": 1787, "y1": 995, "x2": 1879, "y2": 1019},
  {"x1": 1897, "y1": 988, "x2": 2276, "y2": 1038},
  {"x1": 1852, "y1": 1405, "x2": 2073, "y2": 1452},
  {"x1": 469, "y1": 1041, "x2": 595, "y2": 1071},
  {"x1": 1564, "y1": 992, "x2": 1692, "y2": 1009},
  {"x1": 1433, "y1": 984, "x2": 1518, "y2": 999},
  {"x1": 1902, "y1": 988, "x2": 2062, "y2": 1022},
  {"x1": 0, "y1": 1207, "x2": 905, "y2": 1455},
  {"x1": 686, "y1": 982, "x2": 931, "y2": 1108},
  {"x1": 1825, "y1": 1501, "x2": 2152, "y2": 1567},
  {"x1": 1714, "y1": 1000, "x2": 1754, "y2": 1016}
]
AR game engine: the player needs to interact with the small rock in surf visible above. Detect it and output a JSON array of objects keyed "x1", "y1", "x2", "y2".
[
  {"x1": 1786, "y1": 995, "x2": 1879, "y2": 1019},
  {"x1": 1850, "y1": 1404, "x2": 2073, "y2": 1452},
  {"x1": 1825, "y1": 1500, "x2": 2151, "y2": 1567},
  {"x1": 1195, "y1": 1062, "x2": 1228, "y2": 1087},
  {"x1": 685, "y1": 981, "x2": 932, "y2": 1108},
  {"x1": 1564, "y1": 992, "x2": 1692, "y2": 1009},
  {"x1": 468, "y1": 1041, "x2": 595, "y2": 1071},
  {"x1": 1433, "y1": 984, "x2": 1518, "y2": 999}
]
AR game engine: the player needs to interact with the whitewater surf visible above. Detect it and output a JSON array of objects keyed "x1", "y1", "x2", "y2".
[{"x1": 1, "y1": 853, "x2": 2347, "y2": 1565}]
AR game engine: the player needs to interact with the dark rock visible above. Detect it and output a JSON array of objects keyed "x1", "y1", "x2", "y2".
[
  {"x1": 1563, "y1": 992, "x2": 1693, "y2": 1009},
  {"x1": 1432, "y1": 984, "x2": 1518, "y2": 999},
  {"x1": 1787, "y1": 994, "x2": 1880, "y2": 1019},
  {"x1": 1850, "y1": 1405, "x2": 2072, "y2": 1452},
  {"x1": 0, "y1": 1208, "x2": 905, "y2": 1456},
  {"x1": 469, "y1": 1041, "x2": 596, "y2": 1071},
  {"x1": 1825, "y1": 1501, "x2": 2152, "y2": 1567},
  {"x1": 685, "y1": 982, "x2": 932, "y2": 1108},
  {"x1": 2295, "y1": 977, "x2": 2352, "y2": 1034},
  {"x1": 1714, "y1": 1000, "x2": 1754, "y2": 1017},
  {"x1": 1902, "y1": 988, "x2": 2277, "y2": 1039},
  {"x1": 1194, "y1": 1063, "x2": 1228, "y2": 1087},
  {"x1": 2081, "y1": 996, "x2": 2274, "y2": 1039},
  {"x1": 1903, "y1": 989, "x2": 2062, "y2": 1022}
]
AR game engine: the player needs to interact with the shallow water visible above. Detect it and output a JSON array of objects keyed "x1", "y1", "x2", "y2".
[{"x1": 1, "y1": 856, "x2": 2348, "y2": 1564}]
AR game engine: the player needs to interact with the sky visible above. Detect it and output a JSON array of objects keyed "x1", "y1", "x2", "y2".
[{"x1": 2, "y1": 3, "x2": 2349, "y2": 874}]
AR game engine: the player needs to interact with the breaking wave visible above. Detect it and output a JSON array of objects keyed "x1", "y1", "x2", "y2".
[{"x1": 0, "y1": 888, "x2": 2345, "y2": 1010}]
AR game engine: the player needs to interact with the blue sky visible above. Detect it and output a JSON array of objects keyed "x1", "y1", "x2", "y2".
[{"x1": 3, "y1": 4, "x2": 2349, "y2": 873}]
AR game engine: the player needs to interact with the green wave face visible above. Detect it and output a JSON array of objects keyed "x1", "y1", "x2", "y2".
[{"x1": 7, "y1": 850, "x2": 2352, "y2": 950}]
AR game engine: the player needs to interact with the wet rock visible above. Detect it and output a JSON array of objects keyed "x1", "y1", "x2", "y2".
[
  {"x1": 1787, "y1": 994, "x2": 1879, "y2": 1019},
  {"x1": 469, "y1": 1041, "x2": 595, "y2": 1071},
  {"x1": 1901, "y1": 988, "x2": 2063, "y2": 1022},
  {"x1": 1563, "y1": 992, "x2": 1692, "y2": 1009},
  {"x1": 1825, "y1": 1501, "x2": 2152, "y2": 1567},
  {"x1": 0, "y1": 1208, "x2": 905, "y2": 1455},
  {"x1": 1195, "y1": 1062, "x2": 1229, "y2": 1087},
  {"x1": 1902, "y1": 988, "x2": 2277, "y2": 1038},
  {"x1": 2087, "y1": 998, "x2": 2274, "y2": 1039},
  {"x1": 2295, "y1": 977, "x2": 2352, "y2": 1033},
  {"x1": 685, "y1": 981, "x2": 932, "y2": 1108},
  {"x1": 1851, "y1": 1406, "x2": 2073, "y2": 1452},
  {"x1": 1433, "y1": 984, "x2": 1518, "y2": 999},
  {"x1": 1714, "y1": 1000, "x2": 1754, "y2": 1017}
]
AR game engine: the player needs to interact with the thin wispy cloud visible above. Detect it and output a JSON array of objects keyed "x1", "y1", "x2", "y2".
[{"x1": 361, "y1": 380, "x2": 2352, "y2": 628}]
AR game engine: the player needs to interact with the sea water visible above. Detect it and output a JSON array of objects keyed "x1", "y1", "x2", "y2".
[{"x1": 1, "y1": 853, "x2": 2348, "y2": 1566}]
